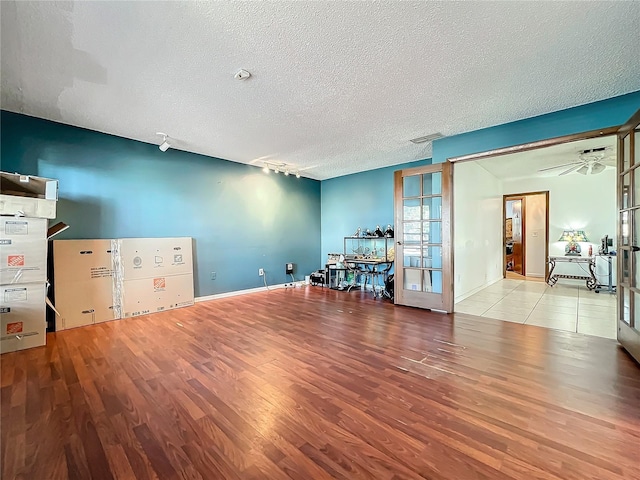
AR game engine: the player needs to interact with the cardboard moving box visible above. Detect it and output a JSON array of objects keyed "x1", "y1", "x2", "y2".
[
  {"x1": 53, "y1": 237, "x2": 194, "y2": 330},
  {"x1": 121, "y1": 273, "x2": 194, "y2": 318},
  {"x1": 0, "y1": 172, "x2": 58, "y2": 219},
  {"x1": 0, "y1": 217, "x2": 48, "y2": 284},
  {"x1": 53, "y1": 239, "x2": 120, "y2": 331},
  {"x1": 116, "y1": 237, "x2": 193, "y2": 280},
  {"x1": 0, "y1": 282, "x2": 47, "y2": 353}
]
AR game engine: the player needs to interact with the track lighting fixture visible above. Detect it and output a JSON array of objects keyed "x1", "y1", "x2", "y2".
[
  {"x1": 156, "y1": 132, "x2": 171, "y2": 152},
  {"x1": 261, "y1": 162, "x2": 302, "y2": 179}
]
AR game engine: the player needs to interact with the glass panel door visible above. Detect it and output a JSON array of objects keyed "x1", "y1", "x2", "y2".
[
  {"x1": 617, "y1": 109, "x2": 640, "y2": 364},
  {"x1": 394, "y1": 163, "x2": 452, "y2": 312}
]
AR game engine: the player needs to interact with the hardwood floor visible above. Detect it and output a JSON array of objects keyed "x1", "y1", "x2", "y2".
[{"x1": 2, "y1": 286, "x2": 639, "y2": 480}]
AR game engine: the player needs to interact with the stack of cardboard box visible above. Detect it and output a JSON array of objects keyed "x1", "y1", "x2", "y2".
[{"x1": 0, "y1": 172, "x2": 59, "y2": 353}]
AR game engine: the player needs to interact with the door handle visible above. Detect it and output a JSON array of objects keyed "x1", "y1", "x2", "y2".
[
  {"x1": 397, "y1": 241, "x2": 403, "y2": 245},
  {"x1": 632, "y1": 245, "x2": 640, "y2": 252}
]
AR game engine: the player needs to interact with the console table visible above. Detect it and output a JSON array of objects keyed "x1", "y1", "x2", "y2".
[{"x1": 546, "y1": 255, "x2": 597, "y2": 290}]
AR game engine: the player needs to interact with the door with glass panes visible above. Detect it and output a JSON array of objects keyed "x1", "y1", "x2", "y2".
[
  {"x1": 617, "y1": 108, "x2": 640, "y2": 364},
  {"x1": 394, "y1": 162, "x2": 452, "y2": 312}
]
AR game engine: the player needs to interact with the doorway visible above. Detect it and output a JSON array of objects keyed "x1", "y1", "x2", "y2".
[
  {"x1": 452, "y1": 134, "x2": 618, "y2": 340},
  {"x1": 504, "y1": 196, "x2": 524, "y2": 275},
  {"x1": 503, "y1": 191, "x2": 549, "y2": 280}
]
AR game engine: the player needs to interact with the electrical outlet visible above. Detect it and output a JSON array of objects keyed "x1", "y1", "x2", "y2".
[
  {"x1": 210, "y1": 272, "x2": 216, "y2": 280},
  {"x1": 285, "y1": 263, "x2": 294, "y2": 274},
  {"x1": 259, "y1": 268, "x2": 264, "y2": 276}
]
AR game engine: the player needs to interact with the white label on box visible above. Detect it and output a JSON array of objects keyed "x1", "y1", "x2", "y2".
[
  {"x1": 4, "y1": 287, "x2": 28, "y2": 302},
  {"x1": 90, "y1": 266, "x2": 113, "y2": 279},
  {"x1": 5, "y1": 221, "x2": 29, "y2": 235}
]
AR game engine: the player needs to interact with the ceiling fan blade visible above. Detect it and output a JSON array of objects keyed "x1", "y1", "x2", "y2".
[
  {"x1": 559, "y1": 164, "x2": 583, "y2": 176},
  {"x1": 591, "y1": 162, "x2": 606, "y2": 174},
  {"x1": 538, "y1": 161, "x2": 582, "y2": 172},
  {"x1": 576, "y1": 165, "x2": 590, "y2": 175}
]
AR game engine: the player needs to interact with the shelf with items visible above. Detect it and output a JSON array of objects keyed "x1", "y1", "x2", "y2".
[{"x1": 343, "y1": 236, "x2": 392, "y2": 262}]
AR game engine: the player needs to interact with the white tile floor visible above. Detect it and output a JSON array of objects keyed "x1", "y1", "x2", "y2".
[{"x1": 455, "y1": 279, "x2": 617, "y2": 339}]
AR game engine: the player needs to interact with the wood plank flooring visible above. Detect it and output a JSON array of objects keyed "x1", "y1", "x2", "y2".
[{"x1": 2, "y1": 286, "x2": 639, "y2": 479}]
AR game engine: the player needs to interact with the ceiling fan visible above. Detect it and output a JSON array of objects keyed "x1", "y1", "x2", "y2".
[{"x1": 538, "y1": 146, "x2": 615, "y2": 176}]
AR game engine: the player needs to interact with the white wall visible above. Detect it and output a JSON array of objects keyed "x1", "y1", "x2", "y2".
[
  {"x1": 454, "y1": 162, "x2": 504, "y2": 301},
  {"x1": 524, "y1": 193, "x2": 547, "y2": 277},
  {"x1": 503, "y1": 169, "x2": 616, "y2": 280}
]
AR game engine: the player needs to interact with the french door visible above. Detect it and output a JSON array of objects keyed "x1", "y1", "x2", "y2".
[
  {"x1": 394, "y1": 162, "x2": 453, "y2": 312},
  {"x1": 617, "y1": 108, "x2": 640, "y2": 363}
]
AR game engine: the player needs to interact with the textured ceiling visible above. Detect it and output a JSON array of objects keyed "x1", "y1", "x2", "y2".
[
  {"x1": 469, "y1": 135, "x2": 617, "y2": 181},
  {"x1": 2, "y1": 2, "x2": 639, "y2": 180}
]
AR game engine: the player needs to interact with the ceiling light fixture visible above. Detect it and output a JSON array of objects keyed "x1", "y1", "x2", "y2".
[
  {"x1": 262, "y1": 162, "x2": 301, "y2": 178},
  {"x1": 156, "y1": 132, "x2": 171, "y2": 152}
]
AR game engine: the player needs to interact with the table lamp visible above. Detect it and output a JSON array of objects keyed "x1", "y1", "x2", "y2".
[{"x1": 558, "y1": 229, "x2": 589, "y2": 256}]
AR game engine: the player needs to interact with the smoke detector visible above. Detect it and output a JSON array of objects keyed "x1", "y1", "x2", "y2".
[{"x1": 234, "y1": 69, "x2": 252, "y2": 80}]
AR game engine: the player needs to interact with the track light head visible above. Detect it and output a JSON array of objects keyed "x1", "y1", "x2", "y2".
[
  {"x1": 263, "y1": 165, "x2": 270, "y2": 174},
  {"x1": 284, "y1": 170, "x2": 290, "y2": 176},
  {"x1": 296, "y1": 172, "x2": 300, "y2": 178},
  {"x1": 156, "y1": 132, "x2": 171, "y2": 152}
]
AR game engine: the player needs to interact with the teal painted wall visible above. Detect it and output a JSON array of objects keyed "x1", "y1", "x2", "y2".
[
  {"x1": 432, "y1": 90, "x2": 640, "y2": 164},
  {"x1": 1, "y1": 111, "x2": 321, "y2": 296},
  {"x1": 320, "y1": 159, "x2": 430, "y2": 264}
]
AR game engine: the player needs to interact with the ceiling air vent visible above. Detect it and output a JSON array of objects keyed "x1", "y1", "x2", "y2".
[{"x1": 409, "y1": 132, "x2": 444, "y2": 144}]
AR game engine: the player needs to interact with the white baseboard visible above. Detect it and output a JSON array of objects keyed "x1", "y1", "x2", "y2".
[
  {"x1": 195, "y1": 282, "x2": 307, "y2": 302},
  {"x1": 455, "y1": 277, "x2": 502, "y2": 303},
  {"x1": 527, "y1": 273, "x2": 544, "y2": 278}
]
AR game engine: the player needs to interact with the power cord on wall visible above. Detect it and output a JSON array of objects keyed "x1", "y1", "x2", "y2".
[{"x1": 263, "y1": 272, "x2": 270, "y2": 290}]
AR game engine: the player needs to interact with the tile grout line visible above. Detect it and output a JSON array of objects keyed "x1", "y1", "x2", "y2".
[
  {"x1": 522, "y1": 286, "x2": 547, "y2": 325},
  {"x1": 575, "y1": 286, "x2": 581, "y2": 333},
  {"x1": 479, "y1": 281, "x2": 523, "y2": 317}
]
